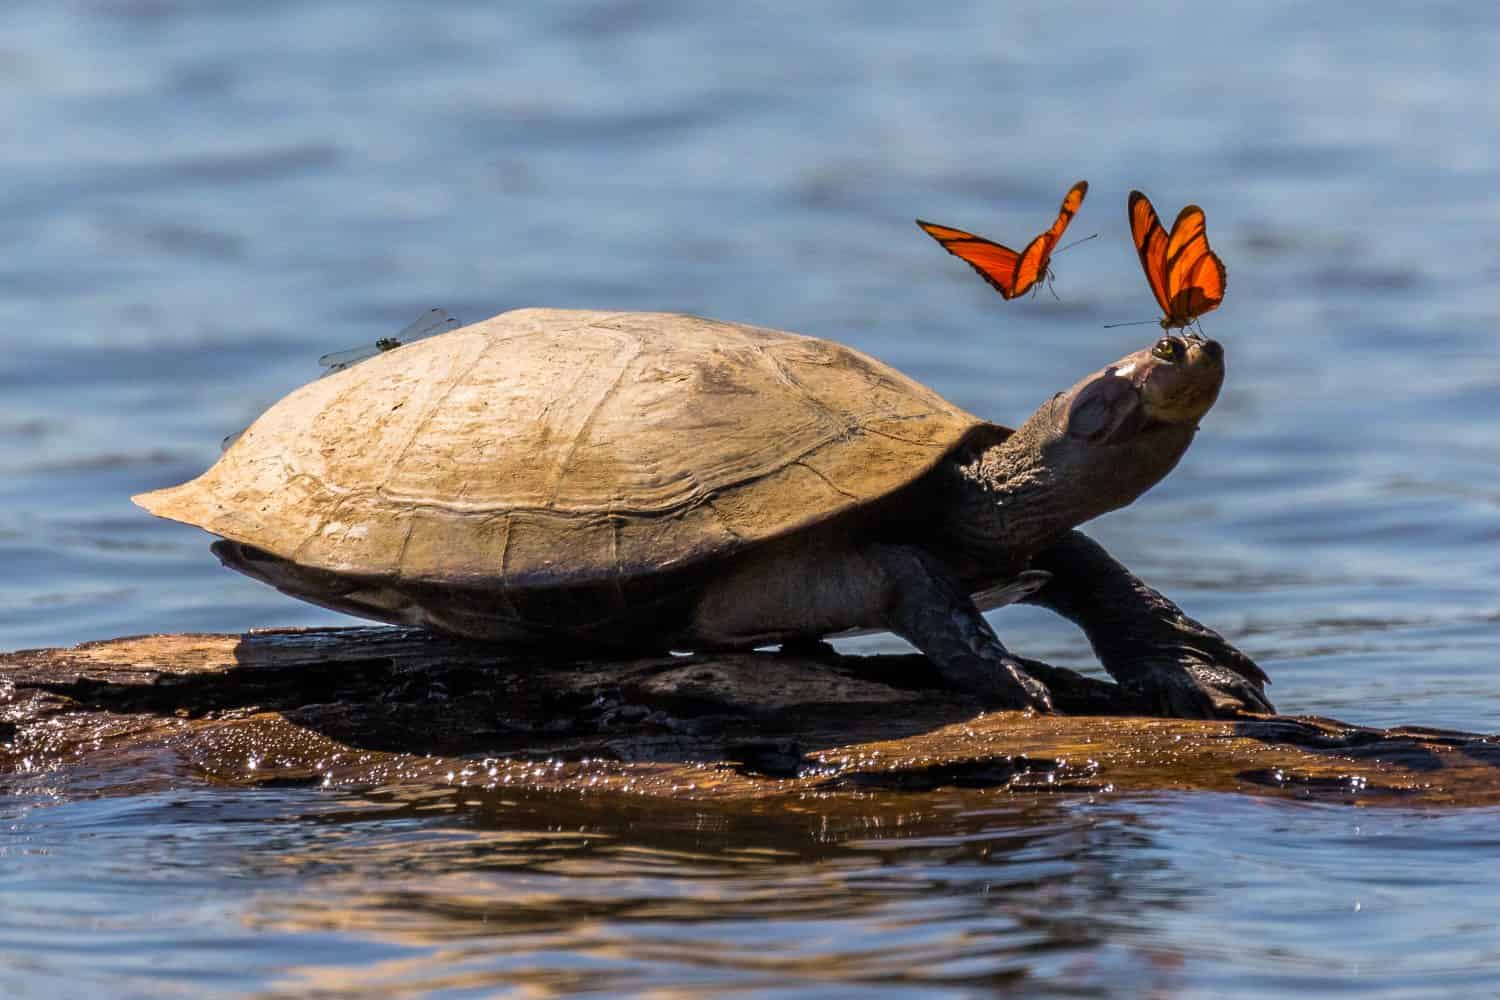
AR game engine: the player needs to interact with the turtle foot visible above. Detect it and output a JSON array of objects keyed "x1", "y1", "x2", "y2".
[
  {"x1": 1024, "y1": 530, "x2": 1275, "y2": 719},
  {"x1": 973, "y1": 658, "x2": 1055, "y2": 714},
  {"x1": 1127, "y1": 656, "x2": 1274, "y2": 719},
  {"x1": 1014, "y1": 657, "x2": 1127, "y2": 715}
]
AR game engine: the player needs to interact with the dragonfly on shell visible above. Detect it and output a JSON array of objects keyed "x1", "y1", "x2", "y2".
[
  {"x1": 221, "y1": 307, "x2": 462, "y2": 452},
  {"x1": 316, "y1": 306, "x2": 462, "y2": 375}
]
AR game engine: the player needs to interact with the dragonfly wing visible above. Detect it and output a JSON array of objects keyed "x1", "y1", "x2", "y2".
[{"x1": 317, "y1": 307, "x2": 461, "y2": 375}]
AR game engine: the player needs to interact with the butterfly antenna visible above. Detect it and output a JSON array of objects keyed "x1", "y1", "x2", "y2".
[
  {"x1": 1102, "y1": 319, "x2": 1159, "y2": 329},
  {"x1": 1053, "y1": 232, "x2": 1099, "y2": 256}
]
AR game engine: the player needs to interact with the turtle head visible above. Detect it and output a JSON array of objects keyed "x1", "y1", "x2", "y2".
[
  {"x1": 1035, "y1": 333, "x2": 1225, "y2": 527},
  {"x1": 959, "y1": 334, "x2": 1227, "y2": 552},
  {"x1": 1063, "y1": 334, "x2": 1224, "y2": 444}
]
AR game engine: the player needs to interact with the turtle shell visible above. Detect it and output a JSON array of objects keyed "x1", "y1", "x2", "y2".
[{"x1": 134, "y1": 309, "x2": 990, "y2": 590}]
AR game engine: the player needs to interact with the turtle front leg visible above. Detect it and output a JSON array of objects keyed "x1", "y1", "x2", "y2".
[
  {"x1": 1026, "y1": 530, "x2": 1273, "y2": 718},
  {"x1": 873, "y1": 546, "x2": 1055, "y2": 712}
]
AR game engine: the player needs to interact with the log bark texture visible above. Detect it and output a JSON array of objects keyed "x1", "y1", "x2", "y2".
[{"x1": 3, "y1": 627, "x2": 1498, "y2": 806}]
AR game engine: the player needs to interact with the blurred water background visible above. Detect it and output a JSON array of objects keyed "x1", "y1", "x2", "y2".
[{"x1": 3, "y1": 1, "x2": 1500, "y2": 995}]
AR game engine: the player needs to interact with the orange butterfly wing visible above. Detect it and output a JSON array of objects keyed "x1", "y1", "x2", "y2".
[
  {"x1": 1128, "y1": 191, "x2": 1172, "y2": 317},
  {"x1": 1128, "y1": 191, "x2": 1226, "y2": 328},
  {"x1": 1012, "y1": 180, "x2": 1088, "y2": 296},
  {"x1": 918, "y1": 180, "x2": 1088, "y2": 300},
  {"x1": 915, "y1": 220, "x2": 1026, "y2": 298},
  {"x1": 1162, "y1": 205, "x2": 1226, "y2": 325}
]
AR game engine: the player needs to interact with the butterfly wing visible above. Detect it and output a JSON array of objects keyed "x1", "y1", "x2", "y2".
[
  {"x1": 1012, "y1": 180, "x2": 1089, "y2": 297},
  {"x1": 1045, "y1": 180, "x2": 1088, "y2": 246},
  {"x1": 916, "y1": 220, "x2": 1026, "y2": 298},
  {"x1": 1162, "y1": 206, "x2": 1226, "y2": 326},
  {"x1": 1128, "y1": 190, "x2": 1173, "y2": 318}
]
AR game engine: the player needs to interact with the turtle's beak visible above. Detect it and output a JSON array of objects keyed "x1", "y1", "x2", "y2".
[{"x1": 1139, "y1": 338, "x2": 1224, "y2": 426}]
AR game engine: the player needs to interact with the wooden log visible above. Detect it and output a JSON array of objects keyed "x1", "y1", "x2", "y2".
[{"x1": 3, "y1": 627, "x2": 1497, "y2": 806}]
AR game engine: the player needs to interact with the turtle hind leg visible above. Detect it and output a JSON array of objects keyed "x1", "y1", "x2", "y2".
[{"x1": 872, "y1": 545, "x2": 1053, "y2": 712}]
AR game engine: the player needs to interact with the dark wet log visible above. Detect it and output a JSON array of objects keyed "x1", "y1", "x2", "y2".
[{"x1": 3, "y1": 627, "x2": 1498, "y2": 806}]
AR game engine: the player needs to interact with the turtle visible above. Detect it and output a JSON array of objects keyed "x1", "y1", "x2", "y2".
[{"x1": 133, "y1": 308, "x2": 1272, "y2": 717}]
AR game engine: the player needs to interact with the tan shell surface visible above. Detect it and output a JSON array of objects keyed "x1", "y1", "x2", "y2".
[{"x1": 133, "y1": 309, "x2": 986, "y2": 587}]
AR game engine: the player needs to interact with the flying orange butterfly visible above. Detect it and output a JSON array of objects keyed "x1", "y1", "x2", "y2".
[
  {"x1": 916, "y1": 180, "x2": 1088, "y2": 300},
  {"x1": 1128, "y1": 190, "x2": 1226, "y2": 329}
]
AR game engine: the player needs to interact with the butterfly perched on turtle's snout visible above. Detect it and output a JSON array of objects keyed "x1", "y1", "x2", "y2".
[{"x1": 1127, "y1": 190, "x2": 1226, "y2": 330}]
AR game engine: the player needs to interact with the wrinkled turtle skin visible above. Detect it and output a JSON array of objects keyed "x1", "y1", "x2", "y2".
[{"x1": 135, "y1": 308, "x2": 1271, "y2": 718}]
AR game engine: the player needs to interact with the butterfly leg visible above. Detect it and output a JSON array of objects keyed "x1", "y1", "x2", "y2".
[{"x1": 1024, "y1": 530, "x2": 1274, "y2": 718}]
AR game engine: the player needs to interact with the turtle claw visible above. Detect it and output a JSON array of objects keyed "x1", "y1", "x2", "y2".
[
  {"x1": 1026, "y1": 531, "x2": 1279, "y2": 720},
  {"x1": 978, "y1": 658, "x2": 1056, "y2": 714},
  {"x1": 1129, "y1": 656, "x2": 1274, "y2": 719},
  {"x1": 1013, "y1": 656, "x2": 1129, "y2": 715}
]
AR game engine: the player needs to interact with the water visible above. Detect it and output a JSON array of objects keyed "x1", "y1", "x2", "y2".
[
  {"x1": 7, "y1": 789, "x2": 1500, "y2": 996},
  {"x1": 3, "y1": 0, "x2": 1499, "y2": 994}
]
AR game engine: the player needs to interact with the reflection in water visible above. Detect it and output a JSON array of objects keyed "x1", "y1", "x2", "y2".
[
  {"x1": 184, "y1": 787, "x2": 1198, "y2": 994},
  {"x1": 8, "y1": 783, "x2": 1500, "y2": 996}
]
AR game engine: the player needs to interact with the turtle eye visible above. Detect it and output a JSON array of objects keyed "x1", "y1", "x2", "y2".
[{"x1": 1152, "y1": 337, "x2": 1182, "y2": 362}]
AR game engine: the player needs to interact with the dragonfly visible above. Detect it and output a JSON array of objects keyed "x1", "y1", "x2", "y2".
[
  {"x1": 222, "y1": 307, "x2": 462, "y2": 452},
  {"x1": 316, "y1": 306, "x2": 462, "y2": 375}
]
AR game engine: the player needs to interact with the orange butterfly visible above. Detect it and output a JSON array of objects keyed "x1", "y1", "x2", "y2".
[
  {"x1": 917, "y1": 180, "x2": 1088, "y2": 300},
  {"x1": 1128, "y1": 190, "x2": 1226, "y2": 329}
]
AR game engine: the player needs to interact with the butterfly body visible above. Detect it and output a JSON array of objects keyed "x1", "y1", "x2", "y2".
[
  {"x1": 1128, "y1": 191, "x2": 1226, "y2": 330},
  {"x1": 917, "y1": 180, "x2": 1088, "y2": 300}
]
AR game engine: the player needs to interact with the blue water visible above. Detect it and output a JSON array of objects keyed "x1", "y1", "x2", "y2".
[{"x1": 3, "y1": 1, "x2": 1500, "y2": 995}]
